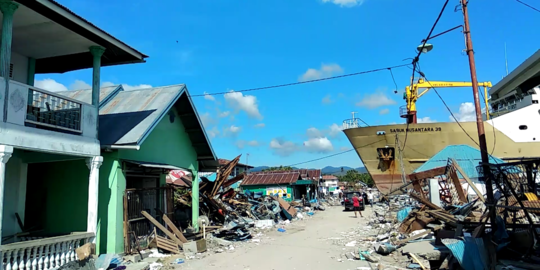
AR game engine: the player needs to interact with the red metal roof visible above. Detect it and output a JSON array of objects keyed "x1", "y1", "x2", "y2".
[
  {"x1": 241, "y1": 172, "x2": 300, "y2": 186},
  {"x1": 322, "y1": 175, "x2": 338, "y2": 180}
]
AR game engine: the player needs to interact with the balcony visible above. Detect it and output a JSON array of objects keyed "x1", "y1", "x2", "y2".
[{"x1": 0, "y1": 78, "x2": 100, "y2": 157}]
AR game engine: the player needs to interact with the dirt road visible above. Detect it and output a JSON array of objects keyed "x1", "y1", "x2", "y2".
[{"x1": 184, "y1": 206, "x2": 376, "y2": 270}]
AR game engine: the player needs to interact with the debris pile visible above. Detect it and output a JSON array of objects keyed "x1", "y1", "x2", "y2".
[{"x1": 334, "y1": 158, "x2": 540, "y2": 269}]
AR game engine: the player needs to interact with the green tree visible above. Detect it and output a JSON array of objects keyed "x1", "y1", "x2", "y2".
[
  {"x1": 263, "y1": 166, "x2": 293, "y2": 172},
  {"x1": 337, "y1": 169, "x2": 374, "y2": 187}
]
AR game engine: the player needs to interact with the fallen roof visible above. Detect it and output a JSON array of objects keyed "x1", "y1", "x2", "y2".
[
  {"x1": 241, "y1": 172, "x2": 301, "y2": 186},
  {"x1": 218, "y1": 158, "x2": 254, "y2": 168},
  {"x1": 413, "y1": 144, "x2": 505, "y2": 179},
  {"x1": 489, "y1": 49, "x2": 540, "y2": 99},
  {"x1": 21, "y1": 0, "x2": 147, "y2": 73}
]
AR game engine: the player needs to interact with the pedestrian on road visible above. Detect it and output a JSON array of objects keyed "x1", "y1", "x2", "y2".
[
  {"x1": 367, "y1": 191, "x2": 374, "y2": 207},
  {"x1": 352, "y1": 194, "x2": 363, "y2": 218}
]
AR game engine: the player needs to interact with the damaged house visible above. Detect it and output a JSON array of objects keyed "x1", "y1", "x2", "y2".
[
  {"x1": 241, "y1": 169, "x2": 321, "y2": 201},
  {"x1": 58, "y1": 84, "x2": 219, "y2": 254},
  {"x1": 0, "y1": 0, "x2": 146, "y2": 268}
]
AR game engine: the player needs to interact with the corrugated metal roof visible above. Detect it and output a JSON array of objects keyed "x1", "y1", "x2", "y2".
[
  {"x1": 241, "y1": 172, "x2": 301, "y2": 186},
  {"x1": 322, "y1": 175, "x2": 338, "y2": 180},
  {"x1": 413, "y1": 145, "x2": 505, "y2": 179},
  {"x1": 56, "y1": 85, "x2": 121, "y2": 106},
  {"x1": 99, "y1": 85, "x2": 185, "y2": 145}
]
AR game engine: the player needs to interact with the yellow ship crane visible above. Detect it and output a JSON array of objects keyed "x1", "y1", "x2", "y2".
[{"x1": 401, "y1": 78, "x2": 492, "y2": 124}]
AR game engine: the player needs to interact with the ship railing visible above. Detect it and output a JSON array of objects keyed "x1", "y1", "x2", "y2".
[{"x1": 342, "y1": 118, "x2": 364, "y2": 130}]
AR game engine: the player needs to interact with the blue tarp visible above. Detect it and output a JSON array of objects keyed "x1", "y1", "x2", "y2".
[{"x1": 397, "y1": 207, "x2": 412, "y2": 223}]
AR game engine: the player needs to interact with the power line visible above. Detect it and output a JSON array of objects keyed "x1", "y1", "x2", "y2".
[
  {"x1": 190, "y1": 64, "x2": 411, "y2": 97},
  {"x1": 286, "y1": 139, "x2": 385, "y2": 167},
  {"x1": 515, "y1": 0, "x2": 540, "y2": 13},
  {"x1": 402, "y1": 0, "x2": 450, "y2": 150}
]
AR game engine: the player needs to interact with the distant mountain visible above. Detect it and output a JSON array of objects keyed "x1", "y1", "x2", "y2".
[{"x1": 249, "y1": 165, "x2": 367, "y2": 175}]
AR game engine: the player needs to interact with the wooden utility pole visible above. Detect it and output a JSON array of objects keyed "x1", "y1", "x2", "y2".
[{"x1": 461, "y1": 0, "x2": 497, "y2": 230}]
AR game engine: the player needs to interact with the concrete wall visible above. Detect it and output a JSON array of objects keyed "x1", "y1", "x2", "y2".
[
  {"x1": 2, "y1": 152, "x2": 27, "y2": 242},
  {"x1": 25, "y1": 159, "x2": 89, "y2": 235},
  {"x1": 97, "y1": 107, "x2": 199, "y2": 254},
  {"x1": 11, "y1": 51, "x2": 28, "y2": 84}
]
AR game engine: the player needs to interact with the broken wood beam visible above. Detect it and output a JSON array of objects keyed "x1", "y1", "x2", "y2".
[
  {"x1": 162, "y1": 214, "x2": 188, "y2": 243},
  {"x1": 141, "y1": 211, "x2": 183, "y2": 247}
]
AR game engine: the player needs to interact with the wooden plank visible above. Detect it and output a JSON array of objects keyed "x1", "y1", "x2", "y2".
[
  {"x1": 156, "y1": 236, "x2": 180, "y2": 254},
  {"x1": 409, "y1": 166, "x2": 446, "y2": 181},
  {"x1": 409, "y1": 192, "x2": 442, "y2": 210},
  {"x1": 452, "y1": 159, "x2": 485, "y2": 202},
  {"x1": 123, "y1": 193, "x2": 130, "y2": 254},
  {"x1": 448, "y1": 168, "x2": 468, "y2": 203},
  {"x1": 162, "y1": 214, "x2": 188, "y2": 243},
  {"x1": 141, "y1": 211, "x2": 183, "y2": 247}
]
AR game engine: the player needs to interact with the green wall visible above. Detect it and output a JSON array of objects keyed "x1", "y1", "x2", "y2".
[
  {"x1": 242, "y1": 185, "x2": 293, "y2": 202},
  {"x1": 97, "y1": 107, "x2": 200, "y2": 254},
  {"x1": 26, "y1": 159, "x2": 89, "y2": 235}
]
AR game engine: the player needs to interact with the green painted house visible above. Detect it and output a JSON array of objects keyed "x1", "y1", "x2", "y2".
[{"x1": 59, "y1": 84, "x2": 218, "y2": 254}]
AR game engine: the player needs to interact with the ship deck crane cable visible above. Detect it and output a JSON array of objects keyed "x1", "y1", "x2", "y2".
[
  {"x1": 402, "y1": 0, "x2": 450, "y2": 151},
  {"x1": 191, "y1": 63, "x2": 411, "y2": 97}
]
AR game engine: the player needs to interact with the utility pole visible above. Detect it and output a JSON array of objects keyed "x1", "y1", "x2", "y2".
[{"x1": 461, "y1": 0, "x2": 497, "y2": 230}]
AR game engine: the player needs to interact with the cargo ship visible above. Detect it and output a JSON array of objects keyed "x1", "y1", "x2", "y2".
[{"x1": 342, "y1": 49, "x2": 540, "y2": 194}]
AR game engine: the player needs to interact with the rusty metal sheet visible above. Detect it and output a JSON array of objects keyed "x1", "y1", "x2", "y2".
[{"x1": 241, "y1": 172, "x2": 300, "y2": 186}]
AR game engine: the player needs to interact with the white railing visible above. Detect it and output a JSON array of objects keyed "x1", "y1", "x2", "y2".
[
  {"x1": 342, "y1": 118, "x2": 362, "y2": 130},
  {"x1": 0, "y1": 232, "x2": 94, "y2": 270}
]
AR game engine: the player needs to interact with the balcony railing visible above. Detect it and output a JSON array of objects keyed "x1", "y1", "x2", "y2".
[
  {"x1": 0, "y1": 232, "x2": 94, "y2": 270},
  {"x1": 342, "y1": 118, "x2": 362, "y2": 130},
  {"x1": 25, "y1": 87, "x2": 82, "y2": 133}
]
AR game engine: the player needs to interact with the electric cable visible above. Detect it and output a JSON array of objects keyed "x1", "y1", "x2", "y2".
[
  {"x1": 286, "y1": 139, "x2": 385, "y2": 167},
  {"x1": 190, "y1": 64, "x2": 411, "y2": 97},
  {"x1": 515, "y1": 0, "x2": 540, "y2": 13}
]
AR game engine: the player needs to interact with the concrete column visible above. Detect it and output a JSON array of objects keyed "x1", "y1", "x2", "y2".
[
  {"x1": 429, "y1": 178, "x2": 441, "y2": 207},
  {"x1": 0, "y1": 145, "x2": 13, "y2": 245},
  {"x1": 86, "y1": 156, "x2": 103, "y2": 239},
  {"x1": 0, "y1": 0, "x2": 18, "y2": 122},
  {"x1": 89, "y1": 46, "x2": 105, "y2": 136},
  {"x1": 27, "y1": 57, "x2": 35, "y2": 86},
  {"x1": 191, "y1": 169, "x2": 200, "y2": 232}
]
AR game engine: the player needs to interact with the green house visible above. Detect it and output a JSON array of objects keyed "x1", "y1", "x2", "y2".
[{"x1": 59, "y1": 84, "x2": 219, "y2": 254}]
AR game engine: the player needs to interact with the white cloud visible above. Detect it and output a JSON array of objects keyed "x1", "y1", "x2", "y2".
[
  {"x1": 70, "y1": 80, "x2": 91, "y2": 90},
  {"x1": 322, "y1": 0, "x2": 364, "y2": 7},
  {"x1": 204, "y1": 92, "x2": 216, "y2": 101},
  {"x1": 35, "y1": 79, "x2": 152, "y2": 93},
  {"x1": 121, "y1": 84, "x2": 153, "y2": 91},
  {"x1": 304, "y1": 137, "x2": 334, "y2": 153},
  {"x1": 200, "y1": 112, "x2": 215, "y2": 127},
  {"x1": 379, "y1": 108, "x2": 390, "y2": 115},
  {"x1": 451, "y1": 102, "x2": 476, "y2": 122},
  {"x1": 236, "y1": 140, "x2": 261, "y2": 149},
  {"x1": 322, "y1": 94, "x2": 333, "y2": 104},
  {"x1": 224, "y1": 125, "x2": 241, "y2": 137},
  {"x1": 224, "y1": 90, "x2": 263, "y2": 120},
  {"x1": 254, "y1": 123, "x2": 265, "y2": 128},
  {"x1": 269, "y1": 138, "x2": 299, "y2": 157},
  {"x1": 356, "y1": 92, "x2": 396, "y2": 109},
  {"x1": 307, "y1": 127, "x2": 324, "y2": 139},
  {"x1": 219, "y1": 111, "x2": 230, "y2": 118},
  {"x1": 299, "y1": 63, "x2": 343, "y2": 82},
  {"x1": 328, "y1": 123, "x2": 342, "y2": 138},
  {"x1": 418, "y1": 117, "x2": 437, "y2": 123},
  {"x1": 207, "y1": 126, "x2": 220, "y2": 138},
  {"x1": 35, "y1": 79, "x2": 68, "y2": 92}
]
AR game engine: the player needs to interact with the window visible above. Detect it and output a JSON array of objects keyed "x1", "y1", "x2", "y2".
[
  {"x1": 519, "y1": 125, "x2": 528, "y2": 130},
  {"x1": 533, "y1": 100, "x2": 539, "y2": 104}
]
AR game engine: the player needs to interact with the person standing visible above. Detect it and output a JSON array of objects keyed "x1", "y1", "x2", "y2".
[
  {"x1": 367, "y1": 191, "x2": 374, "y2": 207},
  {"x1": 353, "y1": 193, "x2": 363, "y2": 218}
]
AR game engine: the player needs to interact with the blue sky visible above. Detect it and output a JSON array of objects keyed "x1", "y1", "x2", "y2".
[{"x1": 36, "y1": 0, "x2": 540, "y2": 169}]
